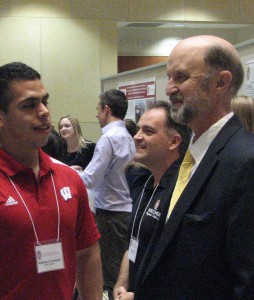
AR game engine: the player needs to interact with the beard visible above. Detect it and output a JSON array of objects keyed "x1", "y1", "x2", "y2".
[
  {"x1": 170, "y1": 79, "x2": 212, "y2": 125},
  {"x1": 170, "y1": 93, "x2": 200, "y2": 125}
]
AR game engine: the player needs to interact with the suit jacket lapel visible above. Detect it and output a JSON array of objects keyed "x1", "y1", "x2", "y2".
[{"x1": 137, "y1": 115, "x2": 242, "y2": 287}]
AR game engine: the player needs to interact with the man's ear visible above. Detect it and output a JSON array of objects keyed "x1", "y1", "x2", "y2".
[
  {"x1": 104, "y1": 105, "x2": 111, "y2": 115},
  {"x1": 215, "y1": 70, "x2": 232, "y2": 93},
  {"x1": 169, "y1": 133, "x2": 181, "y2": 151}
]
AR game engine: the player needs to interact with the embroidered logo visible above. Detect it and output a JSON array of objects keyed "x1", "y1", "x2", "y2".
[
  {"x1": 60, "y1": 187, "x2": 72, "y2": 201},
  {"x1": 146, "y1": 199, "x2": 161, "y2": 221},
  {"x1": 5, "y1": 196, "x2": 18, "y2": 206},
  {"x1": 154, "y1": 200, "x2": 160, "y2": 210}
]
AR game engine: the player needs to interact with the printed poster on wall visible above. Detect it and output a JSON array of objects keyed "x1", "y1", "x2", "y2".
[
  {"x1": 118, "y1": 77, "x2": 156, "y2": 123},
  {"x1": 245, "y1": 61, "x2": 254, "y2": 98}
]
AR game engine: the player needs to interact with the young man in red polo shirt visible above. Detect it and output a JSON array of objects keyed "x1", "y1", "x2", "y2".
[{"x1": 0, "y1": 62, "x2": 102, "y2": 299}]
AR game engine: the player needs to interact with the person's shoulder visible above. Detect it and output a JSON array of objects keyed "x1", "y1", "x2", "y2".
[
  {"x1": 50, "y1": 158, "x2": 85, "y2": 184},
  {"x1": 108, "y1": 127, "x2": 133, "y2": 139},
  {"x1": 84, "y1": 140, "x2": 96, "y2": 150},
  {"x1": 227, "y1": 126, "x2": 254, "y2": 151},
  {"x1": 50, "y1": 157, "x2": 78, "y2": 173},
  {"x1": 84, "y1": 139, "x2": 95, "y2": 144},
  {"x1": 213, "y1": 126, "x2": 254, "y2": 169},
  {"x1": 126, "y1": 163, "x2": 152, "y2": 186},
  {"x1": 104, "y1": 121, "x2": 126, "y2": 133}
]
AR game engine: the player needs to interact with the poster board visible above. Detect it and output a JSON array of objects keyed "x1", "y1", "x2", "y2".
[
  {"x1": 118, "y1": 77, "x2": 156, "y2": 122},
  {"x1": 245, "y1": 60, "x2": 254, "y2": 98},
  {"x1": 101, "y1": 62, "x2": 168, "y2": 114}
]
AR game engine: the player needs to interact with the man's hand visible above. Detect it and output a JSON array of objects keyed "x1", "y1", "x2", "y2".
[
  {"x1": 71, "y1": 165, "x2": 83, "y2": 172},
  {"x1": 114, "y1": 286, "x2": 134, "y2": 300}
]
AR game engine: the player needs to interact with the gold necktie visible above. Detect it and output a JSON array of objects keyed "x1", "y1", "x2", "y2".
[{"x1": 167, "y1": 149, "x2": 194, "y2": 218}]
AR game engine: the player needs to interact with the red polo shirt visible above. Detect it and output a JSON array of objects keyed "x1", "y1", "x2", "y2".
[{"x1": 0, "y1": 148, "x2": 100, "y2": 299}]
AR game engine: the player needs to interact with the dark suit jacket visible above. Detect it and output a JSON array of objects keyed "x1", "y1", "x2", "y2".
[{"x1": 134, "y1": 115, "x2": 254, "y2": 300}]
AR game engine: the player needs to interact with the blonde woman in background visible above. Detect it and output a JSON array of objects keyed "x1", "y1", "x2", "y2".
[
  {"x1": 231, "y1": 95, "x2": 254, "y2": 133},
  {"x1": 58, "y1": 115, "x2": 96, "y2": 171}
]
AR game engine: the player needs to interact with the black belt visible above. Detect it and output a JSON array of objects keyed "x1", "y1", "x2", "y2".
[
  {"x1": 96, "y1": 208, "x2": 130, "y2": 215},
  {"x1": 96, "y1": 208, "x2": 110, "y2": 214}
]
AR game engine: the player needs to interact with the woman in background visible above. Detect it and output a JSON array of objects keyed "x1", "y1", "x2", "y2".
[
  {"x1": 231, "y1": 95, "x2": 254, "y2": 134},
  {"x1": 58, "y1": 115, "x2": 96, "y2": 170},
  {"x1": 59, "y1": 115, "x2": 96, "y2": 300}
]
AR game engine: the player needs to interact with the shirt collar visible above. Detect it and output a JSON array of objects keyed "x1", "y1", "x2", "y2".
[
  {"x1": 190, "y1": 112, "x2": 234, "y2": 165},
  {"x1": 146, "y1": 158, "x2": 182, "y2": 190},
  {"x1": 0, "y1": 148, "x2": 53, "y2": 177},
  {"x1": 102, "y1": 120, "x2": 125, "y2": 134}
]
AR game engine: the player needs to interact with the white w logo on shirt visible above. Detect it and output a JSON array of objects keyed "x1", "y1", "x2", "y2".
[{"x1": 60, "y1": 187, "x2": 72, "y2": 201}]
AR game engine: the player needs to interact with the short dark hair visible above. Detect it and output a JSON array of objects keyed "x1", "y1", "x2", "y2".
[
  {"x1": 0, "y1": 62, "x2": 41, "y2": 112},
  {"x1": 125, "y1": 119, "x2": 137, "y2": 137},
  {"x1": 204, "y1": 46, "x2": 244, "y2": 97},
  {"x1": 100, "y1": 89, "x2": 128, "y2": 120},
  {"x1": 147, "y1": 100, "x2": 191, "y2": 158}
]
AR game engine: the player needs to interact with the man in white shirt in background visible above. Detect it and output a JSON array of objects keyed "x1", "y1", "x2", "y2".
[{"x1": 80, "y1": 89, "x2": 135, "y2": 299}]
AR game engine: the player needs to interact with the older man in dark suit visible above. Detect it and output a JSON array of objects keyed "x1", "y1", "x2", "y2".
[{"x1": 133, "y1": 35, "x2": 254, "y2": 300}]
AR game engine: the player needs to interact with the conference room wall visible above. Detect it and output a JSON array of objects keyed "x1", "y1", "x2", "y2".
[{"x1": 0, "y1": 0, "x2": 253, "y2": 142}]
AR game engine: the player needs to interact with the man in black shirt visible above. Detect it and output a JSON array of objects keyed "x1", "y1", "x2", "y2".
[{"x1": 113, "y1": 101, "x2": 190, "y2": 300}]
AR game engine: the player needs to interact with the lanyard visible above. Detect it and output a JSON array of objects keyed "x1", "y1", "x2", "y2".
[
  {"x1": 131, "y1": 174, "x2": 159, "y2": 240},
  {"x1": 8, "y1": 171, "x2": 60, "y2": 245}
]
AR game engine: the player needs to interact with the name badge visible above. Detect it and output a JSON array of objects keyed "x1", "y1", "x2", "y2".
[
  {"x1": 35, "y1": 240, "x2": 65, "y2": 273},
  {"x1": 128, "y1": 237, "x2": 139, "y2": 263}
]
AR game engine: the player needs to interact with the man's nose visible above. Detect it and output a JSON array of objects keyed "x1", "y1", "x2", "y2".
[
  {"x1": 134, "y1": 130, "x2": 143, "y2": 142},
  {"x1": 38, "y1": 102, "x2": 50, "y2": 118},
  {"x1": 165, "y1": 78, "x2": 178, "y2": 96}
]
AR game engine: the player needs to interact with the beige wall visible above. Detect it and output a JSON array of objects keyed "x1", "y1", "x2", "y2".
[
  {"x1": 0, "y1": 0, "x2": 253, "y2": 141},
  {"x1": 0, "y1": 1, "x2": 118, "y2": 141}
]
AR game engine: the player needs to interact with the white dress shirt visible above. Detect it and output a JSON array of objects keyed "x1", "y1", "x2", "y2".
[
  {"x1": 189, "y1": 112, "x2": 234, "y2": 177},
  {"x1": 80, "y1": 120, "x2": 135, "y2": 212}
]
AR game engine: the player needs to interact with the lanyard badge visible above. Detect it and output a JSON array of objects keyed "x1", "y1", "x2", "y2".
[
  {"x1": 128, "y1": 237, "x2": 139, "y2": 263},
  {"x1": 35, "y1": 240, "x2": 65, "y2": 273}
]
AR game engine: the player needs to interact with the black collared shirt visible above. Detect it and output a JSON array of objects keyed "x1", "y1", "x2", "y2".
[{"x1": 128, "y1": 159, "x2": 181, "y2": 291}]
